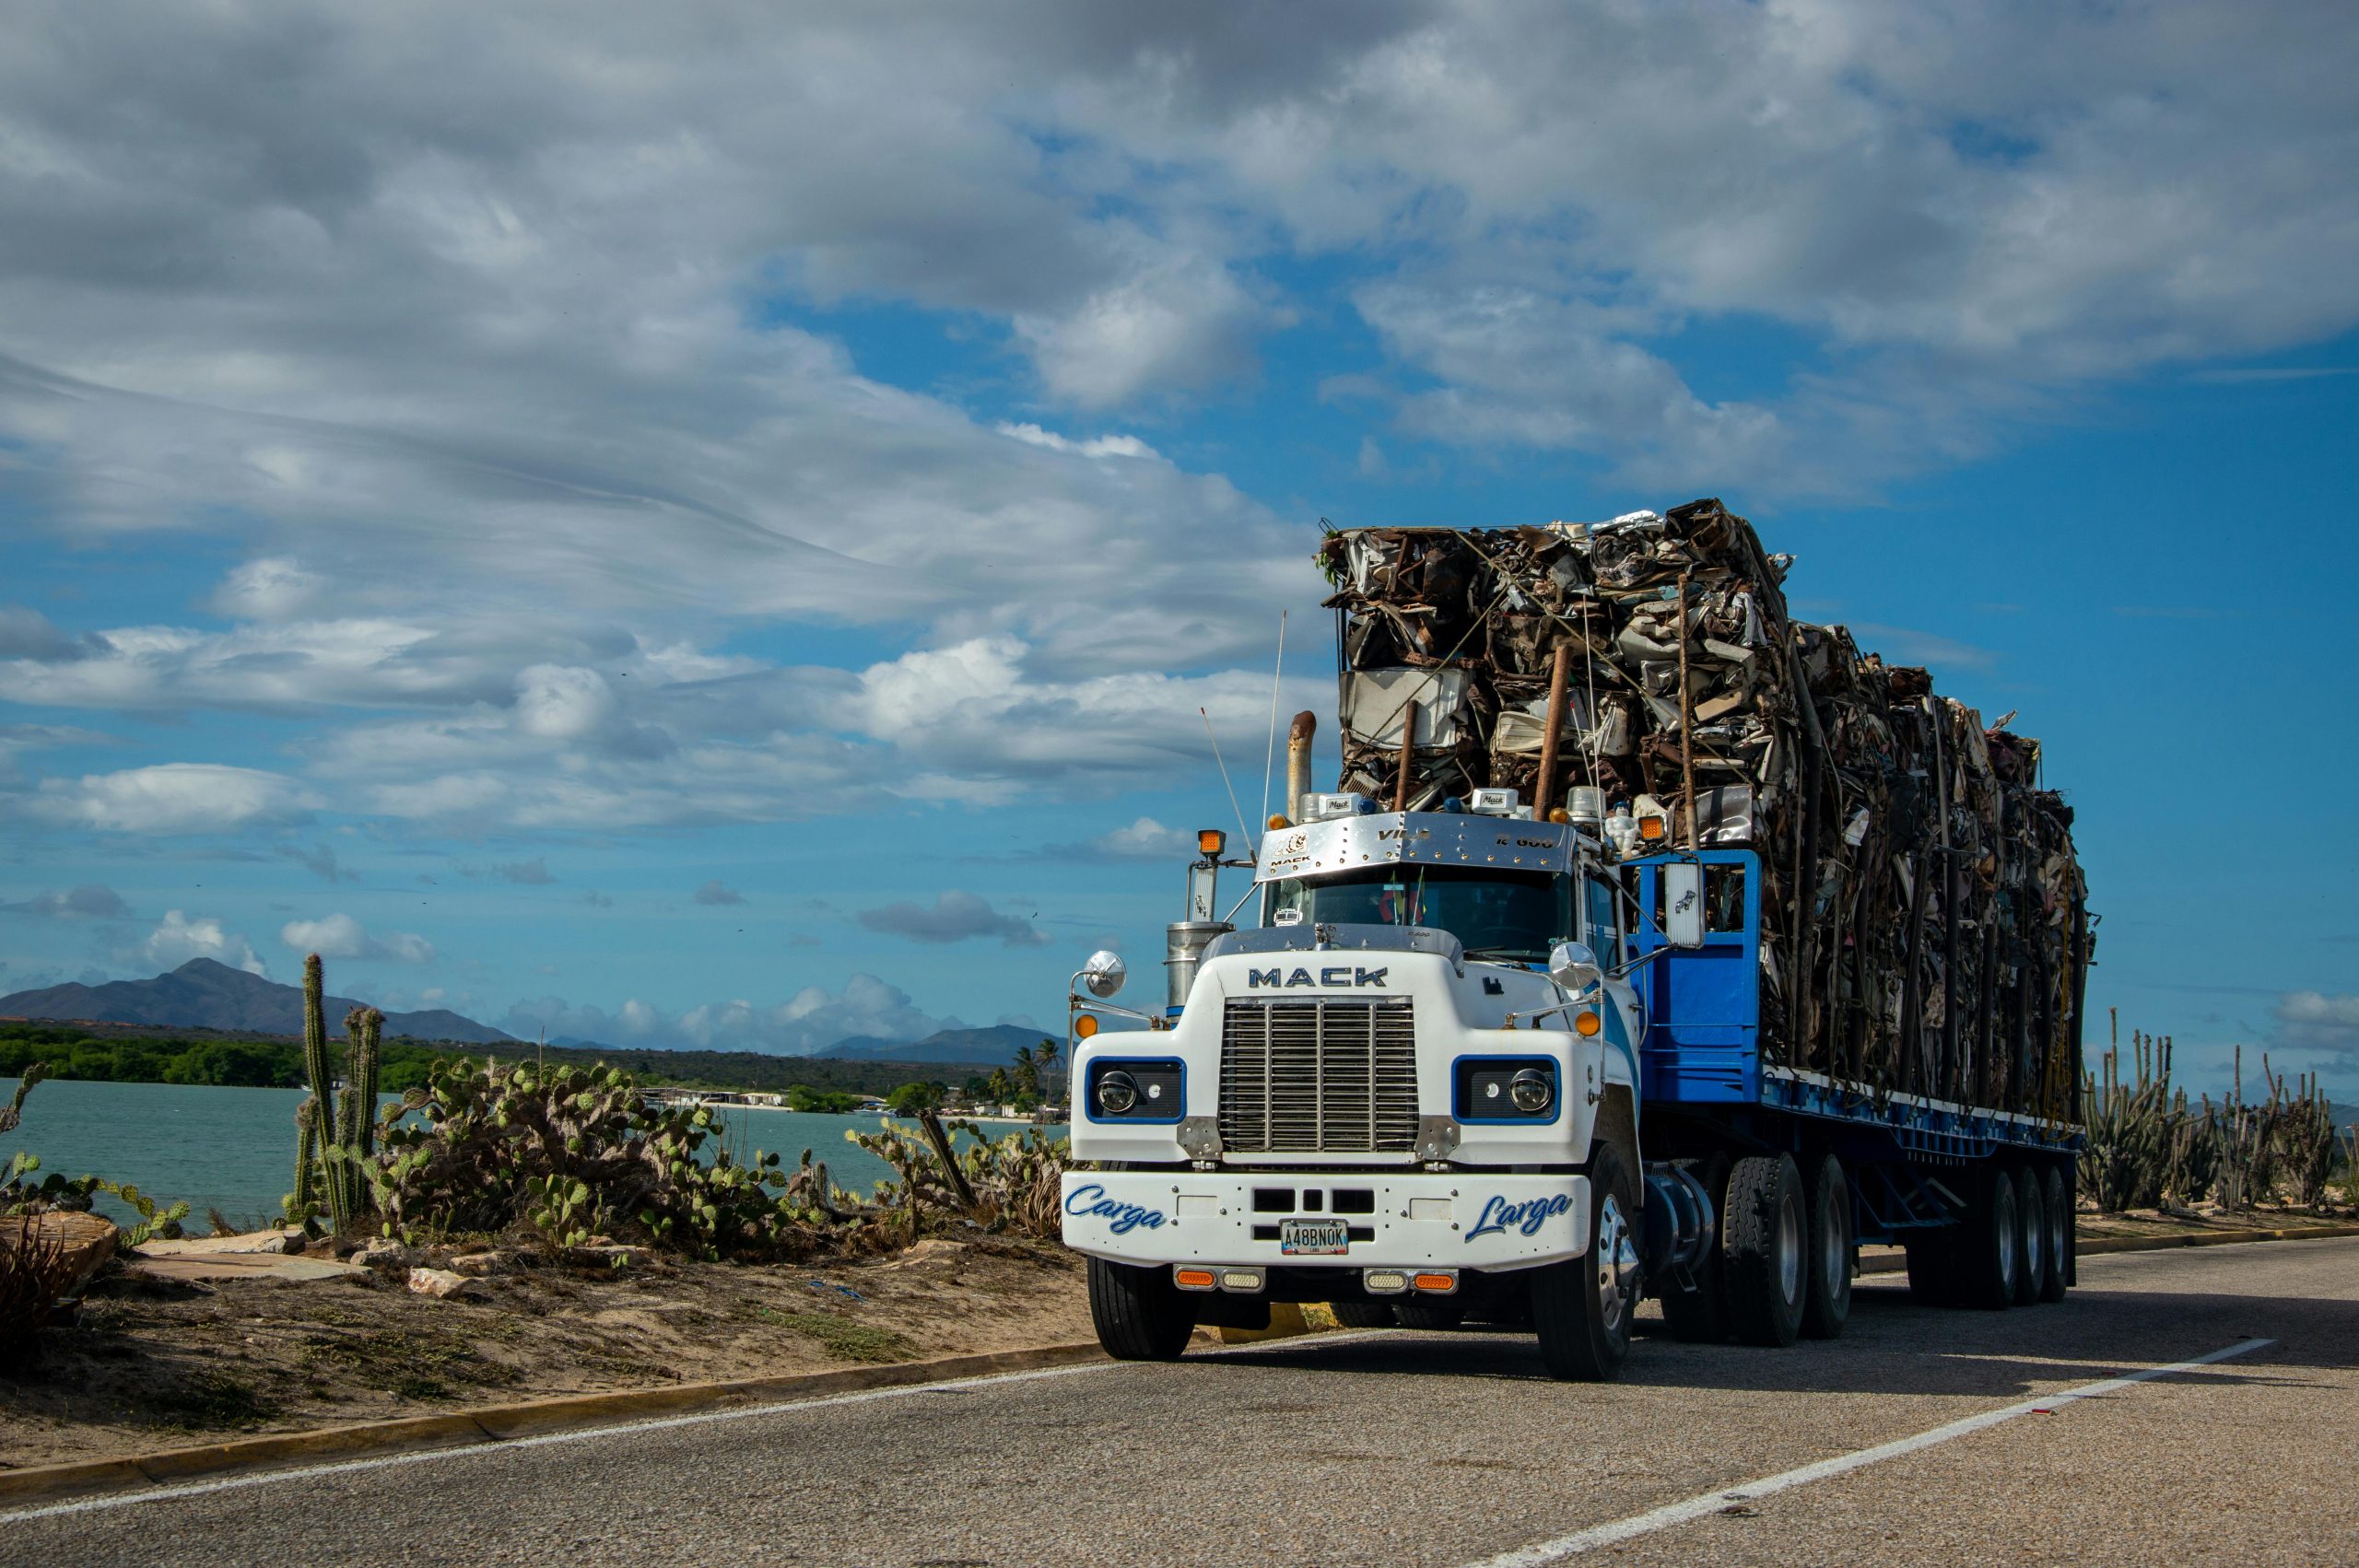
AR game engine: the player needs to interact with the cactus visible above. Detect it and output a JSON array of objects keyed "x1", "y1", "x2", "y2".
[
  {"x1": 2277, "y1": 1067, "x2": 2336, "y2": 1210},
  {"x1": 2082, "y1": 1024, "x2": 2177, "y2": 1212},
  {"x1": 2167, "y1": 1091, "x2": 2222, "y2": 1209},
  {"x1": 295, "y1": 954, "x2": 346, "y2": 1232},
  {"x1": 285, "y1": 955, "x2": 391, "y2": 1235}
]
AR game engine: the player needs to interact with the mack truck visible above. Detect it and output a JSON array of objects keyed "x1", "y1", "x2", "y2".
[{"x1": 1058, "y1": 509, "x2": 2090, "y2": 1382}]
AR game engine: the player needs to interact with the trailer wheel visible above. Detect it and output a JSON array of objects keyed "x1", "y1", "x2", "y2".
[
  {"x1": 1959, "y1": 1163, "x2": 2021, "y2": 1310},
  {"x1": 1724, "y1": 1153, "x2": 1807, "y2": 1347},
  {"x1": 1532, "y1": 1146, "x2": 1639, "y2": 1381},
  {"x1": 1328, "y1": 1302, "x2": 1397, "y2": 1328},
  {"x1": 1660, "y1": 1152, "x2": 1733, "y2": 1344},
  {"x1": 2013, "y1": 1166, "x2": 2048, "y2": 1306},
  {"x1": 1086, "y1": 1257, "x2": 1197, "y2": 1361},
  {"x1": 2039, "y1": 1164, "x2": 2071, "y2": 1303},
  {"x1": 1799, "y1": 1153, "x2": 1852, "y2": 1340},
  {"x1": 1393, "y1": 1301, "x2": 1470, "y2": 1331}
]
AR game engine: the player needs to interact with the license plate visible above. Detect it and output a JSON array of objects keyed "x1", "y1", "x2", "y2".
[{"x1": 1279, "y1": 1218, "x2": 1349, "y2": 1256}]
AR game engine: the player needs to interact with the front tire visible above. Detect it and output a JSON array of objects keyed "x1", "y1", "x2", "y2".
[
  {"x1": 1086, "y1": 1257, "x2": 1197, "y2": 1361},
  {"x1": 1725, "y1": 1153, "x2": 1807, "y2": 1347},
  {"x1": 1532, "y1": 1148, "x2": 1640, "y2": 1381},
  {"x1": 1799, "y1": 1153, "x2": 1853, "y2": 1340}
]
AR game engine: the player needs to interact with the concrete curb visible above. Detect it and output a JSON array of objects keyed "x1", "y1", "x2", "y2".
[
  {"x1": 0, "y1": 1340, "x2": 1111, "y2": 1509},
  {"x1": 1855, "y1": 1221, "x2": 2359, "y2": 1275}
]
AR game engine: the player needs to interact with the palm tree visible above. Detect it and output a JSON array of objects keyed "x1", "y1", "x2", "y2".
[
  {"x1": 1013, "y1": 1044, "x2": 1039, "y2": 1102},
  {"x1": 1034, "y1": 1037, "x2": 1062, "y2": 1107}
]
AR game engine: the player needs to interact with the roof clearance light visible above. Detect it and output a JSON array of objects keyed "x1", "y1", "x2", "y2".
[
  {"x1": 1267, "y1": 813, "x2": 1291, "y2": 830},
  {"x1": 1074, "y1": 1014, "x2": 1100, "y2": 1039},
  {"x1": 1575, "y1": 1010, "x2": 1602, "y2": 1037}
]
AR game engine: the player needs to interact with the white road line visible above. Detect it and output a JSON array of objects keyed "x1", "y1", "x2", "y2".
[
  {"x1": 0, "y1": 1328, "x2": 1395, "y2": 1527},
  {"x1": 1461, "y1": 1336, "x2": 2274, "y2": 1567}
]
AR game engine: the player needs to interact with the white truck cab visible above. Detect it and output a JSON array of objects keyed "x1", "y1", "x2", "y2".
[{"x1": 1060, "y1": 795, "x2": 1711, "y2": 1380}]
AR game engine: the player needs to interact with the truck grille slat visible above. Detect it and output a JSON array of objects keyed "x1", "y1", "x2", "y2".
[{"x1": 1220, "y1": 999, "x2": 1417, "y2": 1153}]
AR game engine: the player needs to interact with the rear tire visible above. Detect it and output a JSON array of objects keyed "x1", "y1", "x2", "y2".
[
  {"x1": 1328, "y1": 1301, "x2": 1396, "y2": 1329},
  {"x1": 1532, "y1": 1146, "x2": 1640, "y2": 1381},
  {"x1": 2039, "y1": 1164, "x2": 2071, "y2": 1303},
  {"x1": 1660, "y1": 1152, "x2": 1733, "y2": 1344},
  {"x1": 1725, "y1": 1153, "x2": 1807, "y2": 1347},
  {"x1": 2013, "y1": 1166, "x2": 2048, "y2": 1306},
  {"x1": 1086, "y1": 1257, "x2": 1197, "y2": 1360},
  {"x1": 1392, "y1": 1301, "x2": 1468, "y2": 1331},
  {"x1": 1959, "y1": 1163, "x2": 2022, "y2": 1311},
  {"x1": 1799, "y1": 1153, "x2": 1853, "y2": 1340}
]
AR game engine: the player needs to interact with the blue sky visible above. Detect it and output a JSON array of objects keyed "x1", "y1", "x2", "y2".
[{"x1": 2, "y1": 2, "x2": 2354, "y2": 1095}]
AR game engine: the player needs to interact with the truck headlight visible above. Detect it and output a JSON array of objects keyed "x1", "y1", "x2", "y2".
[
  {"x1": 1454, "y1": 1058, "x2": 1559, "y2": 1121},
  {"x1": 1508, "y1": 1068, "x2": 1554, "y2": 1114},
  {"x1": 1087, "y1": 1059, "x2": 1184, "y2": 1120}
]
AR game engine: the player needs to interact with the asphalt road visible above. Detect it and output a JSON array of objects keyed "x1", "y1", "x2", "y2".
[{"x1": 8, "y1": 1237, "x2": 2355, "y2": 1567}]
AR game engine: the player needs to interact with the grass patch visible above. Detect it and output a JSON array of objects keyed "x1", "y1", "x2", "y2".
[
  {"x1": 769, "y1": 1310, "x2": 917, "y2": 1363},
  {"x1": 297, "y1": 1328, "x2": 522, "y2": 1399},
  {"x1": 146, "y1": 1372, "x2": 281, "y2": 1428}
]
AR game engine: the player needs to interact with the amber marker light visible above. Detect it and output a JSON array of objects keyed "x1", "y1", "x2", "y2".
[
  {"x1": 1074, "y1": 1014, "x2": 1099, "y2": 1039},
  {"x1": 1174, "y1": 1269, "x2": 1216, "y2": 1290},
  {"x1": 1637, "y1": 814, "x2": 1666, "y2": 840},
  {"x1": 1267, "y1": 813, "x2": 1291, "y2": 830},
  {"x1": 1412, "y1": 1273, "x2": 1457, "y2": 1293},
  {"x1": 1575, "y1": 1010, "x2": 1602, "y2": 1037},
  {"x1": 1197, "y1": 827, "x2": 1226, "y2": 857}
]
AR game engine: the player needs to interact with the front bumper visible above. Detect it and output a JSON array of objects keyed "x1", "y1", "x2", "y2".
[{"x1": 1060, "y1": 1170, "x2": 1590, "y2": 1272}]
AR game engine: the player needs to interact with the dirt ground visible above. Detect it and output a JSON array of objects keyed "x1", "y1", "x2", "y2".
[
  {"x1": 2073, "y1": 1200, "x2": 2353, "y2": 1240},
  {"x1": 0, "y1": 1235, "x2": 1090, "y2": 1471}
]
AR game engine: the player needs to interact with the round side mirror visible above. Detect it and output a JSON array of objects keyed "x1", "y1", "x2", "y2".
[
  {"x1": 1548, "y1": 940, "x2": 1602, "y2": 995},
  {"x1": 1081, "y1": 950, "x2": 1127, "y2": 999}
]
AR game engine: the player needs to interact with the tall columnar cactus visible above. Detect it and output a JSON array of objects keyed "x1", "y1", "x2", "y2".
[
  {"x1": 2082, "y1": 1024, "x2": 2177, "y2": 1212},
  {"x1": 296, "y1": 953, "x2": 346, "y2": 1231},
  {"x1": 2278, "y1": 1067, "x2": 2335, "y2": 1210},
  {"x1": 290, "y1": 1097, "x2": 319, "y2": 1218}
]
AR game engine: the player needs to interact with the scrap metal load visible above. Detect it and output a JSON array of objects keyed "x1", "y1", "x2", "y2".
[{"x1": 1316, "y1": 498, "x2": 2090, "y2": 1122}]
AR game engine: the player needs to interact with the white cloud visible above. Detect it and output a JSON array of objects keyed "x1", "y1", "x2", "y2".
[
  {"x1": 857, "y1": 890, "x2": 1050, "y2": 948},
  {"x1": 280, "y1": 913, "x2": 436, "y2": 965},
  {"x1": 692, "y1": 880, "x2": 745, "y2": 907},
  {"x1": 6, "y1": 884, "x2": 131, "y2": 919},
  {"x1": 2275, "y1": 991, "x2": 2359, "y2": 1059},
  {"x1": 995, "y1": 423, "x2": 1161, "y2": 462},
  {"x1": 30, "y1": 764, "x2": 315, "y2": 834},
  {"x1": 504, "y1": 972, "x2": 959, "y2": 1055},
  {"x1": 136, "y1": 910, "x2": 265, "y2": 977},
  {"x1": 1050, "y1": 816, "x2": 1197, "y2": 862}
]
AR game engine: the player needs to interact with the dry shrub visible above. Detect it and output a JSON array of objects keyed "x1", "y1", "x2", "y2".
[{"x1": 0, "y1": 1222, "x2": 75, "y2": 1368}]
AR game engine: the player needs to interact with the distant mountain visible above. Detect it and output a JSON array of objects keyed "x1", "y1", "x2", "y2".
[
  {"x1": 0, "y1": 958, "x2": 513, "y2": 1045},
  {"x1": 816, "y1": 1024, "x2": 1050, "y2": 1065}
]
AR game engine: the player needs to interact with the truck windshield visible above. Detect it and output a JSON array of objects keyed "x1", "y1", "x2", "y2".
[{"x1": 1265, "y1": 865, "x2": 1571, "y2": 964}]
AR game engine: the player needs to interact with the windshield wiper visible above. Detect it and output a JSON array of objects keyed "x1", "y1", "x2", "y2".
[{"x1": 1461, "y1": 945, "x2": 1539, "y2": 962}]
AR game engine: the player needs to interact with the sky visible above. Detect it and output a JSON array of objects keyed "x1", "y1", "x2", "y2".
[{"x1": 1, "y1": 1, "x2": 2354, "y2": 1097}]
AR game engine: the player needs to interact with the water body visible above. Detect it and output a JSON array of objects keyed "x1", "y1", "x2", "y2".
[{"x1": 4, "y1": 1079, "x2": 1062, "y2": 1232}]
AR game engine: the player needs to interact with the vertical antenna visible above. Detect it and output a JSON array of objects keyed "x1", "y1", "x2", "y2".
[
  {"x1": 1199, "y1": 707, "x2": 1258, "y2": 860},
  {"x1": 1259, "y1": 610, "x2": 1287, "y2": 835}
]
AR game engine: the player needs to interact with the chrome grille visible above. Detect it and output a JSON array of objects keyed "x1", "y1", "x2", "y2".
[{"x1": 1219, "y1": 999, "x2": 1418, "y2": 1153}]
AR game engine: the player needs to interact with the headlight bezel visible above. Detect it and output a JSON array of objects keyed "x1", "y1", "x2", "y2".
[
  {"x1": 1452, "y1": 1055, "x2": 1563, "y2": 1124},
  {"x1": 1086, "y1": 1057, "x2": 1186, "y2": 1124}
]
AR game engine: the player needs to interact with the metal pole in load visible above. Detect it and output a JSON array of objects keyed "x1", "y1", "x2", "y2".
[
  {"x1": 1677, "y1": 570, "x2": 1698, "y2": 848},
  {"x1": 1533, "y1": 642, "x2": 1572, "y2": 821},
  {"x1": 1394, "y1": 698, "x2": 1419, "y2": 812},
  {"x1": 1285, "y1": 710, "x2": 1316, "y2": 822}
]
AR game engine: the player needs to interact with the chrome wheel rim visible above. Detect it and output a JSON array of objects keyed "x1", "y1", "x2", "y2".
[
  {"x1": 1777, "y1": 1191, "x2": 1802, "y2": 1305},
  {"x1": 1995, "y1": 1185, "x2": 2019, "y2": 1294},
  {"x1": 1820, "y1": 1188, "x2": 1847, "y2": 1300},
  {"x1": 1596, "y1": 1193, "x2": 1639, "y2": 1336},
  {"x1": 2023, "y1": 1186, "x2": 2044, "y2": 1282}
]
